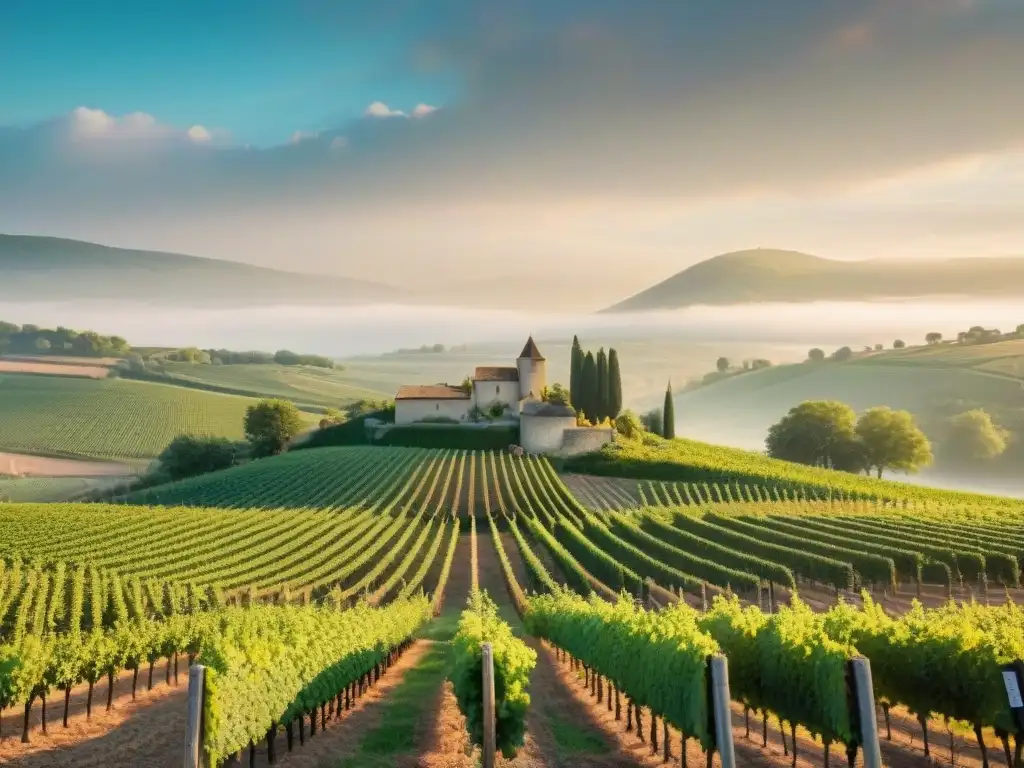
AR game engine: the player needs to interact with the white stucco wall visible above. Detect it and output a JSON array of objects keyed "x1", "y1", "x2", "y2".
[
  {"x1": 559, "y1": 427, "x2": 614, "y2": 456},
  {"x1": 516, "y1": 358, "x2": 547, "y2": 401},
  {"x1": 395, "y1": 398, "x2": 472, "y2": 424},
  {"x1": 520, "y1": 414, "x2": 577, "y2": 454},
  {"x1": 472, "y1": 380, "x2": 519, "y2": 412}
]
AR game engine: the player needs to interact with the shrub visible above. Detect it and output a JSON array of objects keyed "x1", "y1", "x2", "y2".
[{"x1": 156, "y1": 435, "x2": 242, "y2": 481}]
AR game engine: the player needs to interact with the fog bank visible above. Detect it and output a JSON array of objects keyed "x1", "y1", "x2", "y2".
[{"x1": 0, "y1": 298, "x2": 1020, "y2": 358}]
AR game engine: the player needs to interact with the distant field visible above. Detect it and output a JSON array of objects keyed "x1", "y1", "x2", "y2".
[
  {"x1": 0, "y1": 359, "x2": 109, "y2": 378},
  {"x1": 0, "y1": 373, "x2": 260, "y2": 460},
  {"x1": 159, "y1": 361, "x2": 390, "y2": 407},
  {"x1": 0, "y1": 451, "x2": 135, "y2": 476},
  {"x1": 854, "y1": 338, "x2": 1024, "y2": 376},
  {"x1": 0, "y1": 475, "x2": 130, "y2": 502},
  {"x1": 0, "y1": 354, "x2": 123, "y2": 367}
]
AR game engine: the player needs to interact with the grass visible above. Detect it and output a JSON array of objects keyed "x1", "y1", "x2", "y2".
[
  {"x1": 0, "y1": 373, "x2": 262, "y2": 460},
  {"x1": 547, "y1": 713, "x2": 608, "y2": 755},
  {"x1": 157, "y1": 362, "x2": 390, "y2": 408},
  {"x1": 333, "y1": 605, "x2": 462, "y2": 767},
  {"x1": 565, "y1": 434, "x2": 1024, "y2": 508}
]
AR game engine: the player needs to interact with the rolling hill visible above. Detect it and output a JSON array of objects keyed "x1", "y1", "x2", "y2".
[
  {"x1": 672, "y1": 339, "x2": 1024, "y2": 494},
  {"x1": 0, "y1": 373, "x2": 278, "y2": 461},
  {"x1": 0, "y1": 233, "x2": 403, "y2": 306},
  {"x1": 604, "y1": 249, "x2": 1024, "y2": 312}
]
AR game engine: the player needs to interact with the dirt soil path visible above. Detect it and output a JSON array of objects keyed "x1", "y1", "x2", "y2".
[
  {"x1": 0, "y1": 452, "x2": 135, "y2": 477},
  {"x1": 0, "y1": 657, "x2": 188, "y2": 767},
  {"x1": 469, "y1": 526, "x2": 649, "y2": 767}
]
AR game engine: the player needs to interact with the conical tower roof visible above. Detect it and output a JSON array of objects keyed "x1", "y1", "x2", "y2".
[{"x1": 518, "y1": 335, "x2": 545, "y2": 361}]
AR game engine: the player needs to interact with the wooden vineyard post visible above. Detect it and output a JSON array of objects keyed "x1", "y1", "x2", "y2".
[
  {"x1": 183, "y1": 664, "x2": 205, "y2": 768},
  {"x1": 482, "y1": 642, "x2": 497, "y2": 768},
  {"x1": 850, "y1": 657, "x2": 882, "y2": 768},
  {"x1": 710, "y1": 655, "x2": 736, "y2": 768}
]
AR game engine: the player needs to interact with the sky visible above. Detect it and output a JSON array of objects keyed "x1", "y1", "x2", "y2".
[{"x1": 2, "y1": 0, "x2": 1023, "y2": 310}]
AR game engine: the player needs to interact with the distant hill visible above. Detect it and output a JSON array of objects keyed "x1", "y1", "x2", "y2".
[
  {"x1": 0, "y1": 234, "x2": 402, "y2": 306},
  {"x1": 604, "y1": 249, "x2": 1024, "y2": 312}
]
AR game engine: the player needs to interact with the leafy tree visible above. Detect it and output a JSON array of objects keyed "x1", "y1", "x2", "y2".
[
  {"x1": 716, "y1": 357, "x2": 730, "y2": 373},
  {"x1": 614, "y1": 409, "x2": 644, "y2": 439},
  {"x1": 580, "y1": 352, "x2": 598, "y2": 423},
  {"x1": 156, "y1": 435, "x2": 241, "y2": 481},
  {"x1": 607, "y1": 348, "x2": 623, "y2": 419},
  {"x1": 750, "y1": 358, "x2": 772, "y2": 370},
  {"x1": 855, "y1": 406, "x2": 932, "y2": 478},
  {"x1": 34, "y1": 337, "x2": 51, "y2": 351},
  {"x1": 663, "y1": 381, "x2": 676, "y2": 439},
  {"x1": 873, "y1": 344, "x2": 883, "y2": 351},
  {"x1": 244, "y1": 399, "x2": 305, "y2": 457},
  {"x1": 808, "y1": 348, "x2": 825, "y2": 362},
  {"x1": 1016, "y1": 324, "x2": 1024, "y2": 336},
  {"x1": 641, "y1": 408, "x2": 664, "y2": 436},
  {"x1": 569, "y1": 336, "x2": 583, "y2": 409},
  {"x1": 596, "y1": 348, "x2": 609, "y2": 421},
  {"x1": 541, "y1": 383, "x2": 571, "y2": 406},
  {"x1": 925, "y1": 332, "x2": 943, "y2": 345},
  {"x1": 765, "y1": 400, "x2": 860, "y2": 469},
  {"x1": 945, "y1": 409, "x2": 1010, "y2": 462},
  {"x1": 893, "y1": 339, "x2": 906, "y2": 349},
  {"x1": 831, "y1": 346, "x2": 853, "y2": 361}
]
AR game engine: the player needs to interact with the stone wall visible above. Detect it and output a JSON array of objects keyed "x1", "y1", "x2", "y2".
[
  {"x1": 558, "y1": 427, "x2": 614, "y2": 457},
  {"x1": 520, "y1": 414, "x2": 577, "y2": 454}
]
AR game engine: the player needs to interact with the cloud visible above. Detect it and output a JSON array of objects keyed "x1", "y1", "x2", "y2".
[
  {"x1": 411, "y1": 103, "x2": 437, "y2": 118},
  {"x1": 186, "y1": 125, "x2": 212, "y2": 143},
  {"x1": 364, "y1": 101, "x2": 405, "y2": 118},
  {"x1": 65, "y1": 106, "x2": 216, "y2": 146},
  {"x1": 290, "y1": 130, "x2": 319, "y2": 144},
  {"x1": 329, "y1": 136, "x2": 349, "y2": 151},
  {"x1": 69, "y1": 107, "x2": 173, "y2": 140}
]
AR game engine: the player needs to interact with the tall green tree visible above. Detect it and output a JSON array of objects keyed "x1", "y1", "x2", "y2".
[
  {"x1": 244, "y1": 399, "x2": 305, "y2": 457},
  {"x1": 855, "y1": 407, "x2": 932, "y2": 478},
  {"x1": 663, "y1": 381, "x2": 676, "y2": 439},
  {"x1": 596, "y1": 348, "x2": 609, "y2": 422},
  {"x1": 607, "y1": 348, "x2": 623, "y2": 419},
  {"x1": 580, "y1": 352, "x2": 598, "y2": 423},
  {"x1": 569, "y1": 336, "x2": 583, "y2": 409},
  {"x1": 945, "y1": 409, "x2": 1009, "y2": 462},
  {"x1": 765, "y1": 400, "x2": 863, "y2": 471}
]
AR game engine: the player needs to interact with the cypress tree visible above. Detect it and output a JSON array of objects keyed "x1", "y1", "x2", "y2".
[
  {"x1": 596, "y1": 348, "x2": 609, "y2": 422},
  {"x1": 608, "y1": 348, "x2": 623, "y2": 419},
  {"x1": 570, "y1": 336, "x2": 583, "y2": 409},
  {"x1": 581, "y1": 352, "x2": 598, "y2": 423},
  {"x1": 663, "y1": 381, "x2": 676, "y2": 439}
]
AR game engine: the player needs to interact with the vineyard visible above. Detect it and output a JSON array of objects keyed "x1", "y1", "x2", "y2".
[
  {"x1": 564, "y1": 434, "x2": 1024, "y2": 508},
  {"x1": 0, "y1": 374, "x2": 261, "y2": 460},
  {"x1": 1, "y1": 445, "x2": 1023, "y2": 767}
]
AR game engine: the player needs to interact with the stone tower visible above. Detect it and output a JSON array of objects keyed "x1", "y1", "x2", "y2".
[{"x1": 517, "y1": 336, "x2": 546, "y2": 401}]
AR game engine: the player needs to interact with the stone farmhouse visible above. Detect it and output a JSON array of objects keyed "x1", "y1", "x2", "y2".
[
  {"x1": 394, "y1": 336, "x2": 547, "y2": 424},
  {"x1": 393, "y1": 336, "x2": 614, "y2": 456}
]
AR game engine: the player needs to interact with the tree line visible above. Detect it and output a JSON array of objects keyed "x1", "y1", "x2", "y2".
[
  {"x1": 0, "y1": 321, "x2": 129, "y2": 358},
  {"x1": 569, "y1": 336, "x2": 623, "y2": 423},
  {"x1": 765, "y1": 400, "x2": 932, "y2": 478},
  {"x1": 150, "y1": 347, "x2": 336, "y2": 368}
]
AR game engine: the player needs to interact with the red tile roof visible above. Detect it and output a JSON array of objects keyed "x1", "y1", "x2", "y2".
[
  {"x1": 474, "y1": 366, "x2": 519, "y2": 382},
  {"x1": 395, "y1": 384, "x2": 471, "y2": 400}
]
